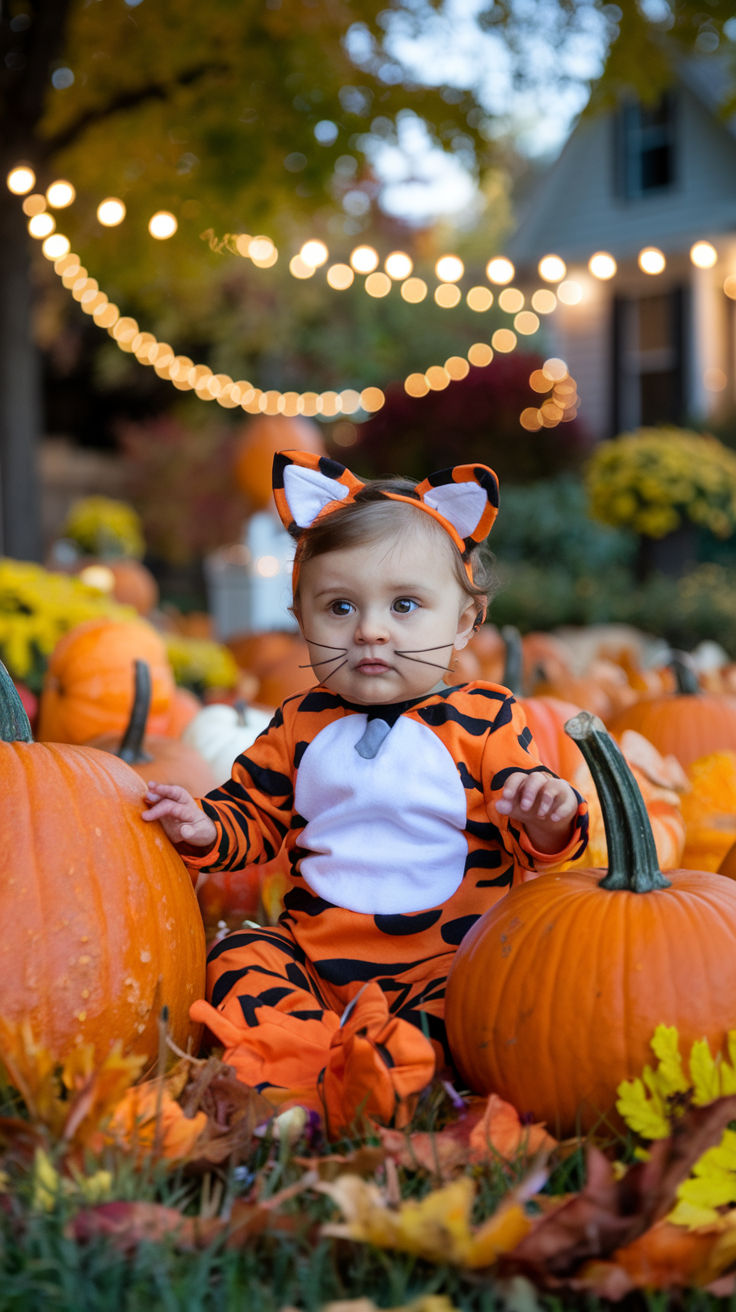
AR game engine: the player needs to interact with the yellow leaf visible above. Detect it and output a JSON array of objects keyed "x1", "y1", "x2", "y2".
[
  {"x1": 318, "y1": 1173, "x2": 530, "y2": 1269},
  {"x1": 650, "y1": 1024, "x2": 689, "y2": 1095},
  {"x1": 31, "y1": 1149, "x2": 61, "y2": 1212},
  {"x1": 690, "y1": 1038, "x2": 722, "y2": 1105},
  {"x1": 615, "y1": 1077, "x2": 670, "y2": 1139},
  {"x1": 667, "y1": 1197, "x2": 721, "y2": 1229}
]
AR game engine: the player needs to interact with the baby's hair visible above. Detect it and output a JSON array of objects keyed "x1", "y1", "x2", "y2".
[{"x1": 292, "y1": 474, "x2": 497, "y2": 617}]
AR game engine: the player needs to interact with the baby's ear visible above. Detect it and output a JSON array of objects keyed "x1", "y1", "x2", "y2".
[
  {"x1": 272, "y1": 450, "x2": 363, "y2": 535},
  {"x1": 415, "y1": 465, "x2": 499, "y2": 549}
]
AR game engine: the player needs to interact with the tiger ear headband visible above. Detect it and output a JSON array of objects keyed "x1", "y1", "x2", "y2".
[{"x1": 272, "y1": 449, "x2": 499, "y2": 593}]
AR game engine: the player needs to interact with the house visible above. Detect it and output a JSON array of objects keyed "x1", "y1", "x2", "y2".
[{"x1": 506, "y1": 54, "x2": 736, "y2": 440}]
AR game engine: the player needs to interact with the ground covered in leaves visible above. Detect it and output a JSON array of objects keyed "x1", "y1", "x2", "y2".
[{"x1": 3, "y1": 1019, "x2": 736, "y2": 1310}]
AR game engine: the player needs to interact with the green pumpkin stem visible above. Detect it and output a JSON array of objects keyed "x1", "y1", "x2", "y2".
[
  {"x1": 0, "y1": 660, "x2": 33, "y2": 742},
  {"x1": 670, "y1": 650, "x2": 700, "y2": 696},
  {"x1": 117, "y1": 659, "x2": 153, "y2": 765},
  {"x1": 501, "y1": 625, "x2": 523, "y2": 696},
  {"x1": 564, "y1": 710, "x2": 671, "y2": 892}
]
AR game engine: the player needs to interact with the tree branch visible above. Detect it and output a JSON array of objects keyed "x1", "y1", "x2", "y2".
[{"x1": 39, "y1": 59, "x2": 230, "y2": 161}]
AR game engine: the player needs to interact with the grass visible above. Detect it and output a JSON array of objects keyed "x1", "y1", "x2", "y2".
[{"x1": 1, "y1": 1058, "x2": 735, "y2": 1311}]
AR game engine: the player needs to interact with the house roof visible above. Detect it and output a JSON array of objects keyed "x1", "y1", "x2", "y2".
[{"x1": 505, "y1": 51, "x2": 736, "y2": 270}]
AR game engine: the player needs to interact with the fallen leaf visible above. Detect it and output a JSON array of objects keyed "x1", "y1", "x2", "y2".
[
  {"x1": 318, "y1": 1168, "x2": 542, "y2": 1269},
  {"x1": 375, "y1": 1094, "x2": 554, "y2": 1180}
]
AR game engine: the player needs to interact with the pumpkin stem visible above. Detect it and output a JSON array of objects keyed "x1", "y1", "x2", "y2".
[
  {"x1": 0, "y1": 660, "x2": 33, "y2": 743},
  {"x1": 564, "y1": 710, "x2": 671, "y2": 892},
  {"x1": 670, "y1": 650, "x2": 700, "y2": 696},
  {"x1": 233, "y1": 700, "x2": 248, "y2": 727},
  {"x1": 117, "y1": 660, "x2": 154, "y2": 765},
  {"x1": 501, "y1": 626, "x2": 524, "y2": 696}
]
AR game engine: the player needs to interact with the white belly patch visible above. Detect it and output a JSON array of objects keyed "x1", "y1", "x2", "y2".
[{"x1": 293, "y1": 714, "x2": 467, "y2": 914}]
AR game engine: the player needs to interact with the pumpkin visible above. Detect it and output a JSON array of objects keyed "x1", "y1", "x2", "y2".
[
  {"x1": 233, "y1": 414, "x2": 325, "y2": 511},
  {"x1": 0, "y1": 660, "x2": 205, "y2": 1071},
  {"x1": 679, "y1": 750, "x2": 736, "y2": 872},
  {"x1": 181, "y1": 698, "x2": 273, "y2": 784},
  {"x1": 499, "y1": 625, "x2": 584, "y2": 779},
  {"x1": 444, "y1": 710, "x2": 736, "y2": 1137},
  {"x1": 88, "y1": 659, "x2": 219, "y2": 795},
  {"x1": 166, "y1": 684, "x2": 203, "y2": 737},
  {"x1": 37, "y1": 615, "x2": 176, "y2": 745},
  {"x1": 76, "y1": 557, "x2": 159, "y2": 616},
  {"x1": 606, "y1": 651, "x2": 736, "y2": 768}
]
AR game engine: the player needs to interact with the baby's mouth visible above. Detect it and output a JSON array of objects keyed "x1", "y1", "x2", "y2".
[{"x1": 355, "y1": 657, "x2": 391, "y2": 674}]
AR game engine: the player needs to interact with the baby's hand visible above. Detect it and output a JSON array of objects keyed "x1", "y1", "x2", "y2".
[
  {"x1": 495, "y1": 771, "x2": 578, "y2": 853},
  {"x1": 142, "y1": 781, "x2": 217, "y2": 849}
]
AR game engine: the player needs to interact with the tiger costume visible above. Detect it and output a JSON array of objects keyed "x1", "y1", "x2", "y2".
[{"x1": 178, "y1": 452, "x2": 589, "y2": 1135}]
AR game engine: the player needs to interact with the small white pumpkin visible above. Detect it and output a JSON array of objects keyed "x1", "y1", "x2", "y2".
[{"x1": 181, "y1": 701, "x2": 273, "y2": 784}]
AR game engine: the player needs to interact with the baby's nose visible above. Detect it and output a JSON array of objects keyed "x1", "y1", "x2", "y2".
[{"x1": 355, "y1": 609, "x2": 390, "y2": 642}]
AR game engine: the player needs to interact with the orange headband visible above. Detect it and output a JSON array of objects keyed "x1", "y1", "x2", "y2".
[{"x1": 272, "y1": 450, "x2": 499, "y2": 598}]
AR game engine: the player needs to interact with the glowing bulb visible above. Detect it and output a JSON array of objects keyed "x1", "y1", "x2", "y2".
[
  {"x1": 498, "y1": 287, "x2": 524, "y2": 313},
  {"x1": 364, "y1": 271, "x2": 391, "y2": 297},
  {"x1": 690, "y1": 240, "x2": 717, "y2": 269},
  {"x1": 42, "y1": 233, "x2": 70, "y2": 259},
  {"x1": 491, "y1": 328, "x2": 517, "y2": 353},
  {"x1": 148, "y1": 211, "x2": 178, "y2": 239},
  {"x1": 434, "y1": 283, "x2": 461, "y2": 308},
  {"x1": 7, "y1": 165, "x2": 35, "y2": 195},
  {"x1": 588, "y1": 251, "x2": 617, "y2": 280},
  {"x1": 326, "y1": 263, "x2": 354, "y2": 290},
  {"x1": 538, "y1": 255, "x2": 567, "y2": 282},
  {"x1": 557, "y1": 280, "x2": 583, "y2": 305},
  {"x1": 467, "y1": 342, "x2": 493, "y2": 367},
  {"x1": 350, "y1": 245, "x2": 379, "y2": 274},
  {"x1": 28, "y1": 212, "x2": 55, "y2": 238},
  {"x1": 360, "y1": 386, "x2": 385, "y2": 412},
  {"x1": 435, "y1": 254, "x2": 464, "y2": 282},
  {"x1": 485, "y1": 257, "x2": 514, "y2": 285},
  {"x1": 46, "y1": 180, "x2": 75, "y2": 208},
  {"x1": 542, "y1": 357, "x2": 568, "y2": 381},
  {"x1": 300, "y1": 239, "x2": 329, "y2": 268},
  {"x1": 385, "y1": 251, "x2": 413, "y2": 280},
  {"x1": 97, "y1": 198, "x2": 126, "y2": 226},
  {"x1": 638, "y1": 246, "x2": 666, "y2": 275},
  {"x1": 514, "y1": 310, "x2": 540, "y2": 335},
  {"x1": 400, "y1": 277, "x2": 427, "y2": 303},
  {"x1": 466, "y1": 286, "x2": 493, "y2": 312},
  {"x1": 289, "y1": 255, "x2": 314, "y2": 279},
  {"x1": 249, "y1": 235, "x2": 278, "y2": 266}
]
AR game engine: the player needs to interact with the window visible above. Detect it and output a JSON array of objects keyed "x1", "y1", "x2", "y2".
[
  {"x1": 612, "y1": 287, "x2": 687, "y2": 431},
  {"x1": 615, "y1": 92, "x2": 677, "y2": 199}
]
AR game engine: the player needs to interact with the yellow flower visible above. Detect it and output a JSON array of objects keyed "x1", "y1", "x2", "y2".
[
  {"x1": 586, "y1": 427, "x2": 736, "y2": 538},
  {"x1": 62, "y1": 496, "x2": 145, "y2": 559}
]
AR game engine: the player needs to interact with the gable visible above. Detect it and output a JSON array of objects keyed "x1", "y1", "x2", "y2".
[{"x1": 507, "y1": 80, "x2": 736, "y2": 268}]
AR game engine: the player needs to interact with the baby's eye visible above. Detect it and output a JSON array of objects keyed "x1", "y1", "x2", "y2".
[
  {"x1": 392, "y1": 597, "x2": 418, "y2": 614},
  {"x1": 329, "y1": 599, "x2": 354, "y2": 616}
]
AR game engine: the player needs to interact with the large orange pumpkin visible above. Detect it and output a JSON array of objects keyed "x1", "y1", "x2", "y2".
[
  {"x1": 605, "y1": 653, "x2": 736, "y2": 768},
  {"x1": 37, "y1": 616, "x2": 176, "y2": 744},
  {"x1": 233, "y1": 414, "x2": 325, "y2": 511},
  {"x1": 0, "y1": 661, "x2": 205, "y2": 1071},
  {"x1": 444, "y1": 711, "x2": 736, "y2": 1137},
  {"x1": 679, "y1": 750, "x2": 736, "y2": 872}
]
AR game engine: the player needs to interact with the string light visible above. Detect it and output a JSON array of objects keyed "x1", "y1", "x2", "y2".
[
  {"x1": 690, "y1": 240, "x2": 717, "y2": 269},
  {"x1": 7, "y1": 166, "x2": 35, "y2": 195},
  {"x1": 638, "y1": 246, "x2": 666, "y2": 275},
  {"x1": 538, "y1": 255, "x2": 566, "y2": 283},
  {"x1": 588, "y1": 251, "x2": 616, "y2": 280},
  {"x1": 97, "y1": 198, "x2": 126, "y2": 226},
  {"x1": 16, "y1": 167, "x2": 736, "y2": 434},
  {"x1": 148, "y1": 211, "x2": 178, "y2": 240},
  {"x1": 46, "y1": 180, "x2": 75, "y2": 208}
]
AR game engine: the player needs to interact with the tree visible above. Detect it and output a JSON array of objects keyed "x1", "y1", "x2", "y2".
[
  {"x1": 0, "y1": 0, "x2": 491, "y2": 559},
  {"x1": 3, "y1": 0, "x2": 736, "y2": 559}
]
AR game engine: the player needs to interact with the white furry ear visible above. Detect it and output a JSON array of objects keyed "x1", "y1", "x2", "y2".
[
  {"x1": 422, "y1": 480, "x2": 491, "y2": 540},
  {"x1": 282, "y1": 463, "x2": 350, "y2": 528}
]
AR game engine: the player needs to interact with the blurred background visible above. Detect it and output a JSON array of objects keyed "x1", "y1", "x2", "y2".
[{"x1": 4, "y1": 0, "x2": 736, "y2": 673}]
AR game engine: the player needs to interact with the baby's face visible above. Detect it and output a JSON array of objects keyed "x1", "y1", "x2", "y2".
[{"x1": 296, "y1": 525, "x2": 477, "y2": 705}]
